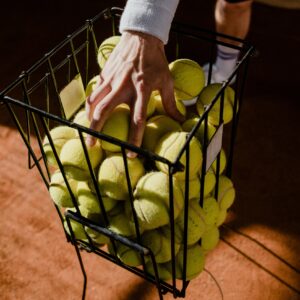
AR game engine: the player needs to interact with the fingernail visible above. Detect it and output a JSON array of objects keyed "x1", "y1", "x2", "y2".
[
  {"x1": 126, "y1": 151, "x2": 137, "y2": 159},
  {"x1": 86, "y1": 136, "x2": 95, "y2": 147}
]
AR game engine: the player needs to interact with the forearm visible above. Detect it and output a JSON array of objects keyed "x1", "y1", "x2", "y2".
[{"x1": 119, "y1": 0, "x2": 180, "y2": 44}]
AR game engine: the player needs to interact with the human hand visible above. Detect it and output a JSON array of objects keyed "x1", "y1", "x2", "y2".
[{"x1": 85, "y1": 30, "x2": 185, "y2": 157}]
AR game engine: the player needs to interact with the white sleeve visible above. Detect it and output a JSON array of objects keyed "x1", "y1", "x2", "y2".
[{"x1": 119, "y1": 0, "x2": 180, "y2": 44}]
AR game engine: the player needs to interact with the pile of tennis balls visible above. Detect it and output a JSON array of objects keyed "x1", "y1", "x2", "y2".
[{"x1": 42, "y1": 35, "x2": 237, "y2": 283}]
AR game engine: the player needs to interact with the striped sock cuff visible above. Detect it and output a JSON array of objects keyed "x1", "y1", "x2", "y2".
[{"x1": 217, "y1": 48, "x2": 240, "y2": 60}]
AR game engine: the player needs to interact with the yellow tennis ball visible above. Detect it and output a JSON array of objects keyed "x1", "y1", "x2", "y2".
[
  {"x1": 101, "y1": 104, "x2": 130, "y2": 152},
  {"x1": 196, "y1": 83, "x2": 235, "y2": 125},
  {"x1": 199, "y1": 197, "x2": 220, "y2": 225},
  {"x1": 98, "y1": 153, "x2": 145, "y2": 200},
  {"x1": 142, "y1": 229, "x2": 181, "y2": 263},
  {"x1": 169, "y1": 59, "x2": 205, "y2": 101},
  {"x1": 43, "y1": 126, "x2": 77, "y2": 167},
  {"x1": 166, "y1": 244, "x2": 205, "y2": 280},
  {"x1": 179, "y1": 171, "x2": 216, "y2": 200},
  {"x1": 82, "y1": 210, "x2": 110, "y2": 245},
  {"x1": 199, "y1": 169, "x2": 217, "y2": 197},
  {"x1": 132, "y1": 171, "x2": 184, "y2": 230},
  {"x1": 178, "y1": 176, "x2": 200, "y2": 200},
  {"x1": 155, "y1": 131, "x2": 203, "y2": 180},
  {"x1": 73, "y1": 110, "x2": 90, "y2": 129},
  {"x1": 145, "y1": 261, "x2": 172, "y2": 281},
  {"x1": 142, "y1": 115, "x2": 182, "y2": 153},
  {"x1": 215, "y1": 209, "x2": 227, "y2": 227},
  {"x1": 60, "y1": 138, "x2": 103, "y2": 181},
  {"x1": 107, "y1": 203, "x2": 136, "y2": 237},
  {"x1": 161, "y1": 198, "x2": 206, "y2": 245},
  {"x1": 64, "y1": 207, "x2": 88, "y2": 241},
  {"x1": 201, "y1": 225, "x2": 220, "y2": 252},
  {"x1": 182, "y1": 117, "x2": 216, "y2": 146},
  {"x1": 108, "y1": 241, "x2": 146, "y2": 267},
  {"x1": 85, "y1": 75, "x2": 100, "y2": 98},
  {"x1": 97, "y1": 35, "x2": 121, "y2": 69},
  {"x1": 49, "y1": 170, "x2": 78, "y2": 208},
  {"x1": 217, "y1": 175, "x2": 236, "y2": 210},
  {"x1": 210, "y1": 148, "x2": 227, "y2": 175},
  {"x1": 153, "y1": 92, "x2": 187, "y2": 117},
  {"x1": 77, "y1": 181, "x2": 118, "y2": 214}
]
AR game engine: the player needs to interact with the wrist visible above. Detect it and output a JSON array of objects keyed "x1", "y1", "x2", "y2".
[{"x1": 122, "y1": 30, "x2": 164, "y2": 49}]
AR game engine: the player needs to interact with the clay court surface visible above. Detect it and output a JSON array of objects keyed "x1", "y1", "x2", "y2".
[{"x1": 1, "y1": 1, "x2": 300, "y2": 299}]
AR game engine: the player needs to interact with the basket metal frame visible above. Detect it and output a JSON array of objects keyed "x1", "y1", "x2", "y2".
[{"x1": 0, "y1": 6, "x2": 255, "y2": 300}]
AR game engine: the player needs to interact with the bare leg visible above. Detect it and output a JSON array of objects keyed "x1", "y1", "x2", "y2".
[
  {"x1": 215, "y1": 0, "x2": 253, "y2": 45},
  {"x1": 204, "y1": 0, "x2": 253, "y2": 83}
]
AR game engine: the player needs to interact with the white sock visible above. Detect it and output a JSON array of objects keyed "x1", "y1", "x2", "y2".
[{"x1": 215, "y1": 45, "x2": 240, "y2": 77}]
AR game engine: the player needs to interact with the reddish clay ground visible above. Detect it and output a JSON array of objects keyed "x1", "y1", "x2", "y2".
[{"x1": 1, "y1": 1, "x2": 300, "y2": 300}]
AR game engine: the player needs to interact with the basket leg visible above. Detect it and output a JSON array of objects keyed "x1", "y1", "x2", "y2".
[{"x1": 73, "y1": 243, "x2": 87, "y2": 300}]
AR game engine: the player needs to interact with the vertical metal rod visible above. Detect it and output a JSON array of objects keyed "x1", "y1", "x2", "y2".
[
  {"x1": 121, "y1": 148, "x2": 146, "y2": 269},
  {"x1": 4, "y1": 102, "x2": 49, "y2": 188},
  {"x1": 47, "y1": 57, "x2": 66, "y2": 119},
  {"x1": 22, "y1": 79, "x2": 51, "y2": 179},
  {"x1": 85, "y1": 22, "x2": 90, "y2": 88},
  {"x1": 39, "y1": 115, "x2": 79, "y2": 211},
  {"x1": 148, "y1": 252, "x2": 164, "y2": 300},
  {"x1": 168, "y1": 165, "x2": 177, "y2": 295},
  {"x1": 199, "y1": 116, "x2": 208, "y2": 208},
  {"x1": 207, "y1": 41, "x2": 215, "y2": 85},
  {"x1": 214, "y1": 89, "x2": 225, "y2": 199},
  {"x1": 77, "y1": 131, "x2": 119, "y2": 251},
  {"x1": 70, "y1": 38, "x2": 80, "y2": 75},
  {"x1": 65, "y1": 216, "x2": 87, "y2": 300},
  {"x1": 45, "y1": 75, "x2": 50, "y2": 127},
  {"x1": 181, "y1": 140, "x2": 190, "y2": 296}
]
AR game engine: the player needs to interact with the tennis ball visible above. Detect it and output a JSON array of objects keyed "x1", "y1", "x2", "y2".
[
  {"x1": 196, "y1": 83, "x2": 235, "y2": 125},
  {"x1": 132, "y1": 171, "x2": 184, "y2": 230},
  {"x1": 201, "y1": 225, "x2": 220, "y2": 252},
  {"x1": 49, "y1": 170, "x2": 78, "y2": 208},
  {"x1": 199, "y1": 169, "x2": 217, "y2": 197},
  {"x1": 97, "y1": 35, "x2": 121, "y2": 69},
  {"x1": 64, "y1": 207, "x2": 88, "y2": 241},
  {"x1": 162, "y1": 198, "x2": 206, "y2": 245},
  {"x1": 155, "y1": 131, "x2": 203, "y2": 180},
  {"x1": 215, "y1": 209, "x2": 227, "y2": 227},
  {"x1": 217, "y1": 175, "x2": 236, "y2": 210},
  {"x1": 145, "y1": 261, "x2": 172, "y2": 281},
  {"x1": 200, "y1": 197, "x2": 220, "y2": 225},
  {"x1": 101, "y1": 104, "x2": 130, "y2": 152},
  {"x1": 182, "y1": 117, "x2": 216, "y2": 146},
  {"x1": 73, "y1": 110, "x2": 90, "y2": 129},
  {"x1": 43, "y1": 126, "x2": 77, "y2": 166},
  {"x1": 82, "y1": 210, "x2": 110, "y2": 245},
  {"x1": 153, "y1": 92, "x2": 187, "y2": 117},
  {"x1": 77, "y1": 181, "x2": 118, "y2": 214},
  {"x1": 142, "y1": 229, "x2": 180, "y2": 263},
  {"x1": 178, "y1": 176, "x2": 200, "y2": 200},
  {"x1": 108, "y1": 241, "x2": 146, "y2": 267},
  {"x1": 60, "y1": 138, "x2": 103, "y2": 181},
  {"x1": 98, "y1": 153, "x2": 145, "y2": 200},
  {"x1": 169, "y1": 59, "x2": 205, "y2": 101},
  {"x1": 142, "y1": 115, "x2": 182, "y2": 152},
  {"x1": 108, "y1": 203, "x2": 136, "y2": 237},
  {"x1": 166, "y1": 244, "x2": 205, "y2": 280},
  {"x1": 85, "y1": 75, "x2": 100, "y2": 98},
  {"x1": 210, "y1": 148, "x2": 227, "y2": 175}
]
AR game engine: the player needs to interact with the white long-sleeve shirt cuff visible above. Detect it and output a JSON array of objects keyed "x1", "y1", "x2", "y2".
[{"x1": 119, "y1": 0, "x2": 180, "y2": 44}]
